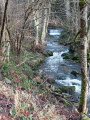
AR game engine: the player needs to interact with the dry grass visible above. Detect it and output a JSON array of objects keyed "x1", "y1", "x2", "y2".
[{"x1": 0, "y1": 81, "x2": 67, "y2": 120}]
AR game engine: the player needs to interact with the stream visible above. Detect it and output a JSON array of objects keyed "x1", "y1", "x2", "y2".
[{"x1": 39, "y1": 29, "x2": 90, "y2": 116}]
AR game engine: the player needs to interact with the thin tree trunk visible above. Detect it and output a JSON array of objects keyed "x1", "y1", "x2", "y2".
[
  {"x1": 0, "y1": 0, "x2": 9, "y2": 51},
  {"x1": 79, "y1": 0, "x2": 88, "y2": 113},
  {"x1": 65, "y1": 0, "x2": 70, "y2": 23},
  {"x1": 35, "y1": 10, "x2": 39, "y2": 46},
  {"x1": 41, "y1": 2, "x2": 51, "y2": 44},
  {"x1": 88, "y1": 29, "x2": 90, "y2": 50},
  {"x1": 72, "y1": 0, "x2": 79, "y2": 34},
  {"x1": 41, "y1": 8, "x2": 48, "y2": 44}
]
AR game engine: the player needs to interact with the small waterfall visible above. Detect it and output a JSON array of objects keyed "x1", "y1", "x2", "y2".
[
  {"x1": 48, "y1": 29, "x2": 61, "y2": 35},
  {"x1": 56, "y1": 77, "x2": 81, "y2": 93}
]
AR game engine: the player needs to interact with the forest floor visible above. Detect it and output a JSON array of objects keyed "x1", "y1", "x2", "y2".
[
  {"x1": 0, "y1": 80, "x2": 81, "y2": 120},
  {"x1": 0, "y1": 43, "x2": 88, "y2": 120}
]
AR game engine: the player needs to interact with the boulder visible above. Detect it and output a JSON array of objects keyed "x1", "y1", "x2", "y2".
[
  {"x1": 62, "y1": 52, "x2": 79, "y2": 61},
  {"x1": 61, "y1": 53, "x2": 70, "y2": 59},
  {"x1": 61, "y1": 53, "x2": 68, "y2": 57},
  {"x1": 69, "y1": 45, "x2": 75, "y2": 53},
  {"x1": 47, "y1": 77, "x2": 56, "y2": 84},
  {"x1": 71, "y1": 53, "x2": 79, "y2": 60},
  {"x1": 59, "y1": 86, "x2": 75, "y2": 94},
  {"x1": 71, "y1": 71, "x2": 80, "y2": 77},
  {"x1": 44, "y1": 50, "x2": 53, "y2": 57},
  {"x1": 63, "y1": 55, "x2": 70, "y2": 59}
]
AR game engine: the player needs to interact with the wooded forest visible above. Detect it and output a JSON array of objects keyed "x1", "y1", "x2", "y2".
[{"x1": 0, "y1": 0, "x2": 90, "y2": 119}]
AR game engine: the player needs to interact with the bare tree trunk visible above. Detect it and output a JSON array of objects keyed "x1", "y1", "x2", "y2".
[
  {"x1": 41, "y1": 9, "x2": 47, "y2": 44},
  {"x1": 0, "y1": 0, "x2": 10, "y2": 62},
  {"x1": 78, "y1": 0, "x2": 88, "y2": 113},
  {"x1": 41, "y1": 2, "x2": 51, "y2": 44},
  {"x1": 0, "y1": 0, "x2": 9, "y2": 51},
  {"x1": 88, "y1": 29, "x2": 90, "y2": 50},
  {"x1": 65, "y1": 0, "x2": 70, "y2": 23},
  {"x1": 34, "y1": 10, "x2": 39, "y2": 46},
  {"x1": 72, "y1": 0, "x2": 79, "y2": 34},
  {"x1": 41, "y1": 8, "x2": 48, "y2": 44}
]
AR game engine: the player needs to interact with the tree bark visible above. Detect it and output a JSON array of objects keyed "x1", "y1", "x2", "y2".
[
  {"x1": 41, "y1": 8, "x2": 48, "y2": 44},
  {"x1": 0, "y1": 0, "x2": 9, "y2": 51},
  {"x1": 65, "y1": 0, "x2": 70, "y2": 22},
  {"x1": 78, "y1": 0, "x2": 88, "y2": 113},
  {"x1": 88, "y1": 29, "x2": 90, "y2": 50},
  {"x1": 34, "y1": 10, "x2": 39, "y2": 46},
  {"x1": 72, "y1": 0, "x2": 79, "y2": 34},
  {"x1": 0, "y1": 0, "x2": 10, "y2": 62},
  {"x1": 41, "y1": 2, "x2": 50, "y2": 44}
]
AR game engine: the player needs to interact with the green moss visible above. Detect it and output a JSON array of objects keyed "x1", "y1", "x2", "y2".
[
  {"x1": 63, "y1": 55, "x2": 70, "y2": 59},
  {"x1": 61, "y1": 53, "x2": 68, "y2": 57},
  {"x1": 79, "y1": 0, "x2": 88, "y2": 5},
  {"x1": 61, "y1": 53, "x2": 70, "y2": 59},
  {"x1": 59, "y1": 86, "x2": 75, "y2": 94},
  {"x1": 44, "y1": 50, "x2": 53, "y2": 57},
  {"x1": 79, "y1": 73, "x2": 87, "y2": 112},
  {"x1": 76, "y1": 60, "x2": 80, "y2": 63},
  {"x1": 71, "y1": 53, "x2": 79, "y2": 60},
  {"x1": 82, "y1": 114, "x2": 90, "y2": 120},
  {"x1": 62, "y1": 51, "x2": 80, "y2": 62},
  {"x1": 64, "y1": 99, "x2": 72, "y2": 105},
  {"x1": 69, "y1": 45, "x2": 75, "y2": 53},
  {"x1": 54, "y1": 87, "x2": 62, "y2": 93}
]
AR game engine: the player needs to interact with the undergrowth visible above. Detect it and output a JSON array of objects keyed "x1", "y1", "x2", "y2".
[
  {"x1": 1, "y1": 49, "x2": 45, "y2": 92},
  {"x1": 0, "y1": 48, "x2": 48, "y2": 119}
]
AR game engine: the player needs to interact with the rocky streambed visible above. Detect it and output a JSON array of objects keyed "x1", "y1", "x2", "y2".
[{"x1": 39, "y1": 29, "x2": 90, "y2": 116}]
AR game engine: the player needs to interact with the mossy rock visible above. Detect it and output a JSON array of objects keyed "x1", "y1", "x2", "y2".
[
  {"x1": 62, "y1": 52, "x2": 79, "y2": 61},
  {"x1": 75, "y1": 60, "x2": 80, "y2": 63},
  {"x1": 71, "y1": 70, "x2": 80, "y2": 77},
  {"x1": 44, "y1": 50, "x2": 53, "y2": 57},
  {"x1": 63, "y1": 55, "x2": 70, "y2": 59},
  {"x1": 61, "y1": 53, "x2": 70, "y2": 59},
  {"x1": 59, "y1": 86, "x2": 75, "y2": 94},
  {"x1": 69, "y1": 45, "x2": 75, "y2": 53},
  {"x1": 47, "y1": 77, "x2": 55, "y2": 84},
  {"x1": 54, "y1": 87, "x2": 62, "y2": 93},
  {"x1": 61, "y1": 53, "x2": 68, "y2": 57},
  {"x1": 71, "y1": 53, "x2": 79, "y2": 60}
]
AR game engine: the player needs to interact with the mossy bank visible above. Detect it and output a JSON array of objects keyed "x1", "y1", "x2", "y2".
[{"x1": 0, "y1": 49, "x2": 45, "y2": 93}]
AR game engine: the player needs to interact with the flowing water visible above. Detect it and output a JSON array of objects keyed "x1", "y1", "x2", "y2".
[{"x1": 39, "y1": 29, "x2": 90, "y2": 116}]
